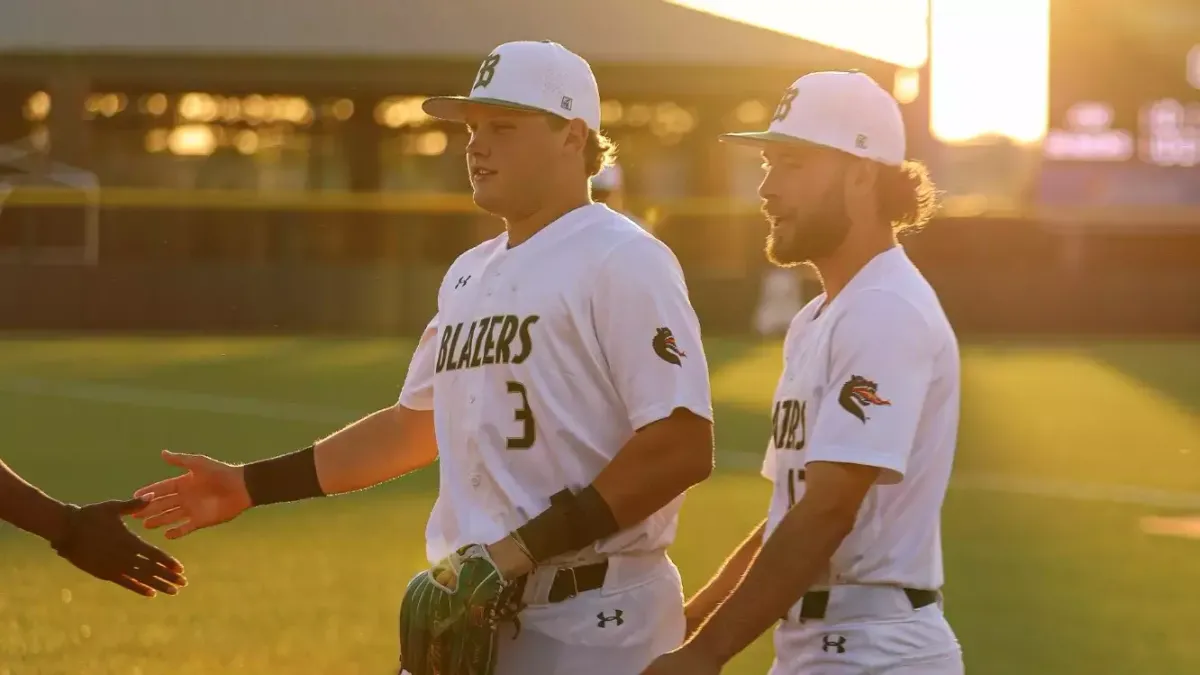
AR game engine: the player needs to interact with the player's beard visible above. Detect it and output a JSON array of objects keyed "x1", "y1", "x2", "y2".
[{"x1": 763, "y1": 176, "x2": 852, "y2": 267}]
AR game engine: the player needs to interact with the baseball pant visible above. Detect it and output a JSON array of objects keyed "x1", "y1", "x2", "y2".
[
  {"x1": 401, "y1": 552, "x2": 685, "y2": 675},
  {"x1": 769, "y1": 587, "x2": 963, "y2": 674}
]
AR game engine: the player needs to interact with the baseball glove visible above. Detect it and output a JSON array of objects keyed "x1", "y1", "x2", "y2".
[{"x1": 398, "y1": 544, "x2": 525, "y2": 675}]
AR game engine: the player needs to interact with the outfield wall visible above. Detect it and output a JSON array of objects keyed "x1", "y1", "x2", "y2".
[{"x1": 1, "y1": 197, "x2": 1197, "y2": 336}]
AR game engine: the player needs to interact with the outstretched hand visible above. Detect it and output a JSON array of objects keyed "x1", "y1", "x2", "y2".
[
  {"x1": 51, "y1": 497, "x2": 187, "y2": 597},
  {"x1": 131, "y1": 449, "x2": 252, "y2": 540}
]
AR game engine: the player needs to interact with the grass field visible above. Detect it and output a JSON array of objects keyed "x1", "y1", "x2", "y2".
[{"x1": 1, "y1": 335, "x2": 1198, "y2": 675}]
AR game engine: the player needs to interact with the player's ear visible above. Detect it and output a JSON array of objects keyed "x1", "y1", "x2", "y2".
[
  {"x1": 843, "y1": 157, "x2": 878, "y2": 202},
  {"x1": 561, "y1": 118, "x2": 589, "y2": 157}
]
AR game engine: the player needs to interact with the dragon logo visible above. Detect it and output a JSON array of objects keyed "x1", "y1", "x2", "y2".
[
  {"x1": 838, "y1": 375, "x2": 891, "y2": 423},
  {"x1": 652, "y1": 327, "x2": 686, "y2": 366}
]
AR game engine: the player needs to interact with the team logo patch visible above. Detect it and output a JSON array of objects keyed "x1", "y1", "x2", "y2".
[
  {"x1": 772, "y1": 86, "x2": 798, "y2": 122},
  {"x1": 838, "y1": 375, "x2": 890, "y2": 423},
  {"x1": 473, "y1": 53, "x2": 501, "y2": 90},
  {"x1": 652, "y1": 327, "x2": 686, "y2": 366}
]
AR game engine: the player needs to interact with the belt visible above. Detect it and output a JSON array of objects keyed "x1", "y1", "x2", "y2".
[
  {"x1": 794, "y1": 587, "x2": 940, "y2": 620},
  {"x1": 524, "y1": 560, "x2": 609, "y2": 604}
]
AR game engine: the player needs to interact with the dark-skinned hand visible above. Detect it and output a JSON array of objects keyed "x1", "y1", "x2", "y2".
[{"x1": 50, "y1": 497, "x2": 187, "y2": 597}]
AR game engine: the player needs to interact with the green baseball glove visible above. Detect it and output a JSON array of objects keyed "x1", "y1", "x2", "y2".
[{"x1": 398, "y1": 544, "x2": 525, "y2": 675}]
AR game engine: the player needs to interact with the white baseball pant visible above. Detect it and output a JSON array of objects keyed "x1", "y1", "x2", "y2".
[{"x1": 768, "y1": 586, "x2": 964, "y2": 675}]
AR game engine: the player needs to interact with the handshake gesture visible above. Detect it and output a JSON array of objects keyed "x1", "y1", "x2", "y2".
[
  {"x1": 129, "y1": 449, "x2": 254, "y2": 540},
  {"x1": 61, "y1": 447, "x2": 249, "y2": 596},
  {"x1": 61, "y1": 447, "x2": 252, "y2": 596},
  {"x1": 65, "y1": 449, "x2": 253, "y2": 595},
  {"x1": 1, "y1": 448, "x2": 255, "y2": 599},
  {"x1": 49, "y1": 497, "x2": 187, "y2": 597}
]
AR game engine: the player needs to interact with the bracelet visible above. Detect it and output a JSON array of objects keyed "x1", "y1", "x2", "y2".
[
  {"x1": 509, "y1": 530, "x2": 536, "y2": 566},
  {"x1": 243, "y1": 446, "x2": 326, "y2": 506}
]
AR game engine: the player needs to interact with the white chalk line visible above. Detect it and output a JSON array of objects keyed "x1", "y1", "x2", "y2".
[
  {"x1": 0, "y1": 376, "x2": 358, "y2": 424},
  {"x1": 3, "y1": 376, "x2": 1199, "y2": 511}
]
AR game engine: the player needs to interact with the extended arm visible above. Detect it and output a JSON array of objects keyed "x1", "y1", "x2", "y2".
[
  {"x1": 683, "y1": 519, "x2": 767, "y2": 637},
  {"x1": 134, "y1": 318, "x2": 442, "y2": 539},
  {"x1": 688, "y1": 462, "x2": 877, "y2": 663},
  {"x1": 1, "y1": 459, "x2": 186, "y2": 596},
  {"x1": 0, "y1": 458, "x2": 70, "y2": 541}
]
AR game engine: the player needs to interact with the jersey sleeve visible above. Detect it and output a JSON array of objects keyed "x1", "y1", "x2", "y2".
[
  {"x1": 592, "y1": 237, "x2": 714, "y2": 430},
  {"x1": 397, "y1": 315, "x2": 439, "y2": 411},
  {"x1": 804, "y1": 291, "x2": 935, "y2": 485},
  {"x1": 761, "y1": 444, "x2": 777, "y2": 480}
]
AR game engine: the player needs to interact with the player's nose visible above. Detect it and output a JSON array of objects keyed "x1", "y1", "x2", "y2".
[{"x1": 465, "y1": 132, "x2": 490, "y2": 158}]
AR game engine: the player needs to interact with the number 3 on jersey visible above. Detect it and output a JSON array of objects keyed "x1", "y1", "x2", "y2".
[{"x1": 506, "y1": 381, "x2": 536, "y2": 449}]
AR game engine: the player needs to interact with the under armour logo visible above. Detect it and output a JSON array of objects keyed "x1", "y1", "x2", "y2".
[
  {"x1": 822, "y1": 635, "x2": 847, "y2": 654},
  {"x1": 855, "y1": 134, "x2": 868, "y2": 150},
  {"x1": 597, "y1": 610, "x2": 624, "y2": 627},
  {"x1": 455, "y1": 275, "x2": 471, "y2": 289}
]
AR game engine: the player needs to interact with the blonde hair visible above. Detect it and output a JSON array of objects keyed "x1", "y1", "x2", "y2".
[
  {"x1": 545, "y1": 115, "x2": 618, "y2": 176},
  {"x1": 876, "y1": 159, "x2": 939, "y2": 234}
]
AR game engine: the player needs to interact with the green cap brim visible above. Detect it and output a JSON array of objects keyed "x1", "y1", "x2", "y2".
[
  {"x1": 718, "y1": 131, "x2": 823, "y2": 148},
  {"x1": 422, "y1": 96, "x2": 558, "y2": 123}
]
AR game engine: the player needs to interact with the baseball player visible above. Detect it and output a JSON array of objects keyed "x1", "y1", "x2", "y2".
[
  {"x1": 130, "y1": 40, "x2": 714, "y2": 675},
  {"x1": 0, "y1": 458, "x2": 185, "y2": 596},
  {"x1": 643, "y1": 71, "x2": 963, "y2": 675}
]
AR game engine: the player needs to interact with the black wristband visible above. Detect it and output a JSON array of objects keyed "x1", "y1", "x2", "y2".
[
  {"x1": 574, "y1": 485, "x2": 620, "y2": 544},
  {"x1": 49, "y1": 503, "x2": 81, "y2": 554},
  {"x1": 515, "y1": 486, "x2": 620, "y2": 564},
  {"x1": 243, "y1": 446, "x2": 325, "y2": 507}
]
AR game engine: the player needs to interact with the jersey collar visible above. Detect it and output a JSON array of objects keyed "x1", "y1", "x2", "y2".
[
  {"x1": 500, "y1": 203, "x2": 606, "y2": 257},
  {"x1": 813, "y1": 245, "x2": 910, "y2": 318}
]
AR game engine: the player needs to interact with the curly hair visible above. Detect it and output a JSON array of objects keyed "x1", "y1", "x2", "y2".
[
  {"x1": 875, "y1": 159, "x2": 940, "y2": 234},
  {"x1": 545, "y1": 115, "x2": 618, "y2": 177}
]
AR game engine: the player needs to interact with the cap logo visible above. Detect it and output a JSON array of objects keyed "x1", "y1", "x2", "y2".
[
  {"x1": 561, "y1": 96, "x2": 573, "y2": 112},
  {"x1": 772, "y1": 87, "x2": 798, "y2": 123},
  {"x1": 473, "y1": 54, "x2": 501, "y2": 90},
  {"x1": 855, "y1": 134, "x2": 868, "y2": 150}
]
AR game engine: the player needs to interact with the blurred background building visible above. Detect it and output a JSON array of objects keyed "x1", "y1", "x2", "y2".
[{"x1": 0, "y1": 0, "x2": 1196, "y2": 336}]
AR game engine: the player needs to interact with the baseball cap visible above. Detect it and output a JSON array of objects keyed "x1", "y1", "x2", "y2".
[
  {"x1": 422, "y1": 41, "x2": 601, "y2": 132},
  {"x1": 591, "y1": 162, "x2": 623, "y2": 192},
  {"x1": 720, "y1": 70, "x2": 907, "y2": 167}
]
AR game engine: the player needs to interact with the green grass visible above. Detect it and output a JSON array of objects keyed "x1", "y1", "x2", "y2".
[{"x1": 1, "y1": 336, "x2": 1198, "y2": 674}]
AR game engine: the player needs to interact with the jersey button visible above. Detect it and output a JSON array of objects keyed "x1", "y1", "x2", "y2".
[{"x1": 470, "y1": 474, "x2": 482, "y2": 488}]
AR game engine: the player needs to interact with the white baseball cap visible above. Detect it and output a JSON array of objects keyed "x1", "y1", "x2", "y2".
[
  {"x1": 591, "y1": 162, "x2": 623, "y2": 192},
  {"x1": 721, "y1": 70, "x2": 907, "y2": 167},
  {"x1": 423, "y1": 41, "x2": 601, "y2": 132}
]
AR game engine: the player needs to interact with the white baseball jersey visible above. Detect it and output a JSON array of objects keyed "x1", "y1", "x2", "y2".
[
  {"x1": 761, "y1": 246, "x2": 960, "y2": 592},
  {"x1": 399, "y1": 203, "x2": 713, "y2": 564}
]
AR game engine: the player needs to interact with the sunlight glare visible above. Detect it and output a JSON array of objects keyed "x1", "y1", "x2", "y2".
[{"x1": 667, "y1": 0, "x2": 1050, "y2": 143}]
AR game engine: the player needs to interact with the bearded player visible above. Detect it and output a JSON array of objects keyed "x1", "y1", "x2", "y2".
[
  {"x1": 131, "y1": 40, "x2": 713, "y2": 675},
  {"x1": 644, "y1": 70, "x2": 963, "y2": 675}
]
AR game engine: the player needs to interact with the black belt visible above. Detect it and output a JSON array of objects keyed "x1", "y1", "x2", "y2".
[
  {"x1": 792, "y1": 587, "x2": 940, "y2": 620},
  {"x1": 543, "y1": 560, "x2": 609, "y2": 604}
]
